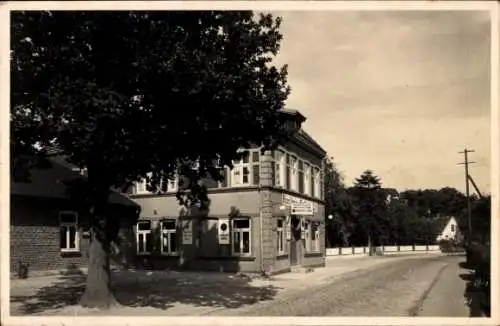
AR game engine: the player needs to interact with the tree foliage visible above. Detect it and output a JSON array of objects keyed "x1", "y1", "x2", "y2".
[
  {"x1": 323, "y1": 167, "x2": 472, "y2": 247},
  {"x1": 11, "y1": 10, "x2": 290, "y2": 308},
  {"x1": 349, "y1": 170, "x2": 388, "y2": 247},
  {"x1": 323, "y1": 157, "x2": 356, "y2": 246}
]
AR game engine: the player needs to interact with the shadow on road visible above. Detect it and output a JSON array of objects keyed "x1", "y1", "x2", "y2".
[{"x1": 11, "y1": 268, "x2": 280, "y2": 315}]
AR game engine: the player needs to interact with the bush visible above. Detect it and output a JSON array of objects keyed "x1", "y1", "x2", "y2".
[
  {"x1": 465, "y1": 242, "x2": 490, "y2": 317},
  {"x1": 438, "y1": 239, "x2": 463, "y2": 253}
]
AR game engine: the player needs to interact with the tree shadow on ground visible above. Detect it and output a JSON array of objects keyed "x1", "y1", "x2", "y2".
[
  {"x1": 10, "y1": 264, "x2": 87, "y2": 315},
  {"x1": 11, "y1": 268, "x2": 280, "y2": 315}
]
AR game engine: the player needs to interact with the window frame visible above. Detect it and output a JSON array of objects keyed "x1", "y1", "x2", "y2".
[
  {"x1": 160, "y1": 219, "x2": 178, "y2": 255},
  {"x1": 231, "y1": 218, "x2": 252, "y2": 257},
  {"x1": 304, "y1": 220, "x2": 311, "y2": 253},
  {"x1": 313, "y1": 167, "x2": 321, "y2": 199},
  {"x1": 290, "y1": 155, "x2": 298, "y2": 192},
  {"x1": 311, "y1": 222, "x2": 320, "y2": 252},
  {"x1": 231, "y1": 149, "x2": 261, "y2": 187},
  {"x1": 274, "y1": 150, "x2": 286, "y2": 188},
  {"x1": 59, "y1": 211, "x2": 79, "y2": 253},
  {"x1": 304, "y1": 162, "x2": 311, "y2": 196},
  {"x1": 136, "y1": 220, "x2": 153, "y2": 255}
]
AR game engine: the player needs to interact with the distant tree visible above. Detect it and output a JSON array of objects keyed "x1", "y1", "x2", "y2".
[
  {"x1": 400, "y1": 187, "x2": 467, "y2": 218},
  {"x1": 459, "y1": 195, "x2": 491, "y2": 244},
  {"x1": 350, "y1": 170, "x2": 388, "y2": 251},
  {"x1": 11, "y1": 11, "x2": 290, "y2": 309}
]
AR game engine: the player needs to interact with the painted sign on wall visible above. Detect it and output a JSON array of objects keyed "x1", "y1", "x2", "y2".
[{"x1": 283, "y1": 194, "x2": 318, "y2": 215}]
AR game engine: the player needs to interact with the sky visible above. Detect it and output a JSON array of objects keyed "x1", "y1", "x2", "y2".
[{"x1": 270, "y1": 10, "x2": 491, "y2": 194}]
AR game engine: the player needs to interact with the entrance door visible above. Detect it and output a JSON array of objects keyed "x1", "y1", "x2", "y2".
[{"x1": 289, "y1": 216, "x2": 300, "y2": 266}]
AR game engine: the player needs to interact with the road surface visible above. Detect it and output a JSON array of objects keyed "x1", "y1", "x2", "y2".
[{"x1": 209, "y1": 255, "x2": 469, "y2": 316}]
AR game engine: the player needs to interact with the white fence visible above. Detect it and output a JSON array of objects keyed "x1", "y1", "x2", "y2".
[{"x1": 326, "y1": 244, "x2": 441, "y2": 257}]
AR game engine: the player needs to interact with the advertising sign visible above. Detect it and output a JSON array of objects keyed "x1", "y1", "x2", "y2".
[
  {"x1": 181, "y1": 219, "x2": 193, "y2": 245},
  {"x1": 283, "y1": 194, "x2": 315, "y2": 215},
  {"x1": 218, "y1": 218, "x2": 230, "y2": 244}
]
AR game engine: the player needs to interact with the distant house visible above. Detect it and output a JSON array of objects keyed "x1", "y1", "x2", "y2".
[
  {"x1": 10, "y1": 154, "x2": 140, "y2": 275},
  {"x1": 435, "y1": 216, "x2": 462, "y2": 242}
]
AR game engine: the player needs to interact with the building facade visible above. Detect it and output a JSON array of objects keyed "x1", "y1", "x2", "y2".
[
  {"x1": 10, "y1": 156, "x2": 139, "y2": 275},
  {"x1": 128, "y1": 110, "x2": 327, "y2": 274}
]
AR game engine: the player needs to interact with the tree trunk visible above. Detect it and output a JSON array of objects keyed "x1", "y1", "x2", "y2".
[
  {"x1": 368, "y1": 233, "x2": 373, "y2": 256},
  {"x1": 78, "y1": 167, "x2": 119, "y2": 310},
  {"x1": 79, "y1": 231, "x2": 119, "y2": 309}
]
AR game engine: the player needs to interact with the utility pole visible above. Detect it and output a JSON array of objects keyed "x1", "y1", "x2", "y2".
[{"x1": 458, "y1": 149, "x2": 476, "y2": 246}]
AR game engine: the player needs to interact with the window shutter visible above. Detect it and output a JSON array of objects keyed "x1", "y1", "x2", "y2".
[
  {"x1": 252, "y1": 164, "x2": 260, "y2": 185},
  {"x1": 270, "y1": 161, "x2": 276, "y2": 186}
]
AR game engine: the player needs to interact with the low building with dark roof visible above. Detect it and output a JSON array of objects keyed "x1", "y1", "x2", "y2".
[{"x1": 10, "y1": 156, "x2": 140, "y2": 275}]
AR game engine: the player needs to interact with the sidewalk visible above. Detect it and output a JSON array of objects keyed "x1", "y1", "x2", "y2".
[
  {"x1": 10, "y1": 254, "x2": 432, "y2": 316},
  {"x1": 416, "y1": 258, "x2": 470, "y2": 317}
]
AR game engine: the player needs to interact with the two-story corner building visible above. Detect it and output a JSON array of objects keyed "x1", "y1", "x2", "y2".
[{"x1": 127, "y1": 109, "x2": 327, "y2": 275}]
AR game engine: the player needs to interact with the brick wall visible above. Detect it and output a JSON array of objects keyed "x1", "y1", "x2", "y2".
[
  {"x1": 10, "y1": 195, "x2": 136, "y2": 274},
  {"x1": 10, "y1": 197, "x2": 90, "y2": 273}
]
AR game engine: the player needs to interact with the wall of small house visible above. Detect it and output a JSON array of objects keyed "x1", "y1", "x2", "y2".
[
  {"x1": 436, "y1": 218, "x2": 460, "y2": 242},
  {"x1": 10, "y1": 196, "x2": 90, "y2": 273}
]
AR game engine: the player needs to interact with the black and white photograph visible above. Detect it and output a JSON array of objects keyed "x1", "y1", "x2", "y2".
[{"x1": 1, "y1": 1, "x2": 497, "y2": 325}]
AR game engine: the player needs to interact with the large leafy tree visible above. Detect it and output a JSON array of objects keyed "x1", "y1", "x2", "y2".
[{"x1": 11, "y1": 11, "x2": 291, "y2": 309}]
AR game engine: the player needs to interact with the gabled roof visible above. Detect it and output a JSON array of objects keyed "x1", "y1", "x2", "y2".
[
  {"x1": 11, "y1": 156, "x2": 139, "y2": 208},
  {"x1": 432, "y1": 216, "x2": 455, "y2": 233}
]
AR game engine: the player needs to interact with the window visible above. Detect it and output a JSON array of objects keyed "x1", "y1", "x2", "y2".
[
  {"x1": 310, "y1": 169, "x2": 315, "y2": 197},
  {"x1": 290, "y1": 156, "x2": 298, "y2": 191},
  {"x1": 277, "y1": 219, "x2": 285, "y2": 254},
  {"x1": 319, "y1": 167, "x2": 324, "y2": 200},
  {"x1": 232, "y1": 218, "x2": 251, "y2": 256},
  {"x1": 450, "y1": 224, "x2": 455, "y2": 232},
  {"x1": 136, "y1": 179, "x2": 147, "y2": 194},
  {"x1": 311, "y1": 222, "x2": 320, "y2": 252},
  {"x1": 304, "y1": 221, "x2": 311, "y2": 252},
  {"x1": 59, "y1": 211, "x2": 79, "y2": 252},
  {"x1": 304, "y1": 163, "x2": 311, "y2": 196},
  {"x1": 314, "y1": 167, "x2": 321, "y2": 199},
  {"x1": 274, "y1": 150, "x2": 285, "y2": 187},
  {"x1": 231, "y1": 150, "x2": 260, "y2": 186},
  {"x1": 161, "y1": 219, "x2": 177, "y2": 255},
  {"x1": 285, "y1": 154, "x2": 291, "y2": 189},
  {"x1": 298, "y1": 160, "x2": 304, "y2": 193},
  {"x1": 167, "y1": 177, "x2": 178, "y2": 192},
  {"x1": 136, "y1": 221, "x2": 153, "y2": 255}
]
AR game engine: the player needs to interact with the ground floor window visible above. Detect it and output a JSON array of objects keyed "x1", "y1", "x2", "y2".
[
  {"x1": 59, "y1": 211, "x2": 79, "y2": 252},
  {"x1": 232, "y1": 218, "x2": 251, "y2": 256},
  {"x1": 161, "y1": 219, "x2": 177, "y2": 255},
  {"x1": 137, "y1": 220, "x2": 153, "y2": 254},
  {"x1": 277, "y1": 219, "x2": 286, "y2": 254},
  {"x1": 304, "y1": 220, "x2": 311, "y2": 252},
  {"x1": 311, "y1": 222, "x2": 320, "y2": 252}
]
